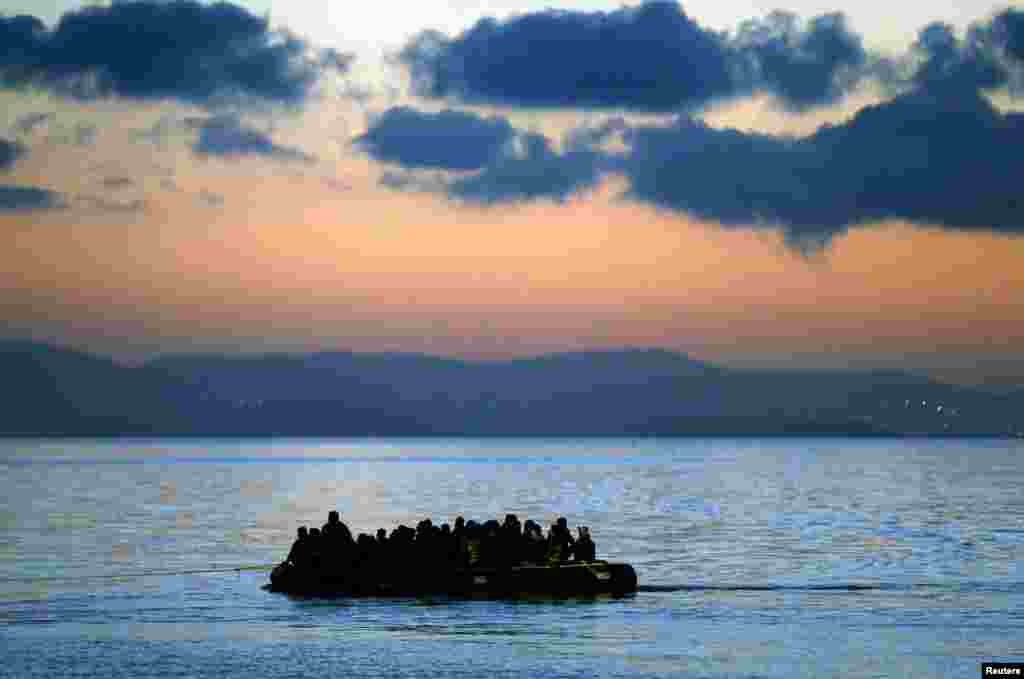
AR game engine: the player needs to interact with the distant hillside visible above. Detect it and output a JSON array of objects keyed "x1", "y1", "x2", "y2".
[{"x1": 1, "y1": 340, "x2": 1022, "y2": 437}]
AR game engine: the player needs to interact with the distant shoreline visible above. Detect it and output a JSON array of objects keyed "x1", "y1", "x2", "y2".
[
  {"x1": 2, "y1": 432, "x2": 1020, "y2": 441},
  {"x1": 4, "y1": 340, "x2": 1022, "y2": 439}
]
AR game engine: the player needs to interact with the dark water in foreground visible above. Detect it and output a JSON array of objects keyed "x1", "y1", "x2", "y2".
[{"x1": 1, "y1": 438, "x2": 1022, "y2": 677}]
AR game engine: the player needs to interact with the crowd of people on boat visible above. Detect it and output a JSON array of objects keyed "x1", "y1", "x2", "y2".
[{"x1": 285, "y1": 511, "x2": 598, "y2": 574}]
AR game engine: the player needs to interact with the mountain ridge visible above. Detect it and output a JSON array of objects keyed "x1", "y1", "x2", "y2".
[{"x1": 1, "y1": 340, "x2": 1021, "y2": 437}]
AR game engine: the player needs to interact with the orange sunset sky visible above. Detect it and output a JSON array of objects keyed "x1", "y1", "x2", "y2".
[{"x1": 1, "y1": 0, "x2": 1023, "y2": 385}]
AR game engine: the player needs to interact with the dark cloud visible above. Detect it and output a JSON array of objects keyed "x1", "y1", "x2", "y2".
[
  {"x1": 400, "y1": 1, "x2": 873, "y2": 110},
  {"x1": 621, "y1": 89, "x2": 1024, "y2": 247},
  {"x1": 909, "y1": 22, "x2": 1007, "y2": 94},
  {"x1": 731, "y1": 11, "x2": 867, "y2": 109},
  {"x1": 193, "y1": 115, "x2": 313, "y2": 161},
  {"x1": 449, "y1": 132, "x2": 606, "y2": 203},
  {"x1": 893, "y1": 10, "x2": 1024, "y2": 96},
  {"x1": 400, "y1": 1, "x2": 735, "y2": 110},
  {"x1": 0, "y1": 137, "x2": 24, "y2": 170},
  {"x1": 356, "y1": 107, "x2": 516, "y2": 170},
  {"x1": 993, "y1": 9, "x2": 1024, "y2": 61},
  {"x1": 361, "y1": 106, "x2": 606, "y2": 202},
  {"x1": 0, "y1": 1, "x2": 349, "y2": 105},
  {"x1": 12, "y1": 112, "x2": 54, "y2": 135},
  {"x1": 0, "y1": 185, "x2": 62, "y2": 211},
  {"x1": 379, "y1": 89, "x2": 1024, "y2": 247}
]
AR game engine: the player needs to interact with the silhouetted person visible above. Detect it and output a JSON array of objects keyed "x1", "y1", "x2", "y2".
[
  {"x1": 557, "y1": 517, "x2": 575, "y2": 553},
  {"x1": 452, "y1": 517, "x2": 467, "y2": 568},
  {"x1": 356, "y1": 533, "x2": 375, "y2": 567},
  {"x1": 479, "y1": 519, "x2": 502, "y2": 566},
  {"x1": 500, "y1": 514, "x2": 522, "y2": 566},
  {"x1": 439, "y1": 523, "x2": 455, "y2": 567},
  {"x1": 574, "y1": 526, "x2": 596, "y2": 562},
  {"x1": 545, "y1": 517, "x2": 575, "y2": 563},
  {"x1": 308, "y1": 527, "x2": 323, "y2": 569},
  {"x1": 415, "y1": 518, "x2": 440, "y2": 576},
  {"x1": 464, "y1": 520, "x2": 482, "y2": 567},
  {"x1": 322, "y1": 510, "x2": 354, "y2": 544},
  {"x1": 523, "y1": 520, "x2": 546, "y2": 564},
  {"x1": 321, "y1": 510, "x2": 354, "y2": 572},
  {"x1": 287, "y1": 526, "x2": 309, "y2": 567}
]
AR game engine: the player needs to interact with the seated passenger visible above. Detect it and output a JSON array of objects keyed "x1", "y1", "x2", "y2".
[
  {"x1": 500, "y1": 514, "x2": 522, "y2": 565},
  {"x1": 439, "y1": 523, "x2": 456, "y2": 566},
  {"x1": 522, "y1": 520, "x2": 546, "y2": 564},
  {"x1": 480, "y1": 519, "x2": 501, "y2": 566},
  {"x1": 322, "y1": 510, "x2": 354, "y2": 544},
  {"x1": 545, "y1": 517, "x2": 575, "y2": 563},
  {"x1": 307, "y1": 527, "x2": 324, "y2": 569},
  {"x1": 287, "y1": 526, "x2": 309, "y2": 567},
  {"x1": 464, "y1": 521, "x2": 482, "y2": 567},
  {"x1": 574, "y1": 526, "x2": 596, "y2": 562},
  {"x1": 322, "y1": 510, "x2": 354, "y2": 571},
  {"x1": 355, "y1": 533, "x2": 376, "y2": 568}
]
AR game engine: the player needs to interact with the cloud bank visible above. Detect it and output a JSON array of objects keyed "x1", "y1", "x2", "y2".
[
  {"x1": 614, "y1": 9, "x2": 1024, "y2": 244},
  {"x1": 0, "y1": 0, "x2": 348, "y2": 105},
  {"x1": 366, "y1": 86, "x2": 1024, "y2": 247},
  {"x1": 400, "y1": 1, "x2": 872, "y2": 111},
  {"x1": 382, "y1": 6, "x2": 1024, "y2": 246},
  {"x1": 621, "y1": 90, "x2": 1024, "y2": 246}
]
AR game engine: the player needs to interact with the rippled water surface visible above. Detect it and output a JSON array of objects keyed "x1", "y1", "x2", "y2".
[{"x1": 1, "y1": 438, "x2": 1022, "y2": 677}]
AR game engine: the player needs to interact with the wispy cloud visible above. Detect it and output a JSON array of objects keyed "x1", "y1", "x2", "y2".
[{"x1": 192, "y1": 115, "x2": 314, "y2": 161}]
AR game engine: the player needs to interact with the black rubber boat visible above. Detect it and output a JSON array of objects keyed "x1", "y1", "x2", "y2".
[{"x1": 268, "y1": 559, "x2": 638, "y2": 597}]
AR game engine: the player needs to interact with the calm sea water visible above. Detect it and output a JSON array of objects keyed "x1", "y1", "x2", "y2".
[{"x1": 1, "y1": 438, "x2": 1022, "y2": 678}]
